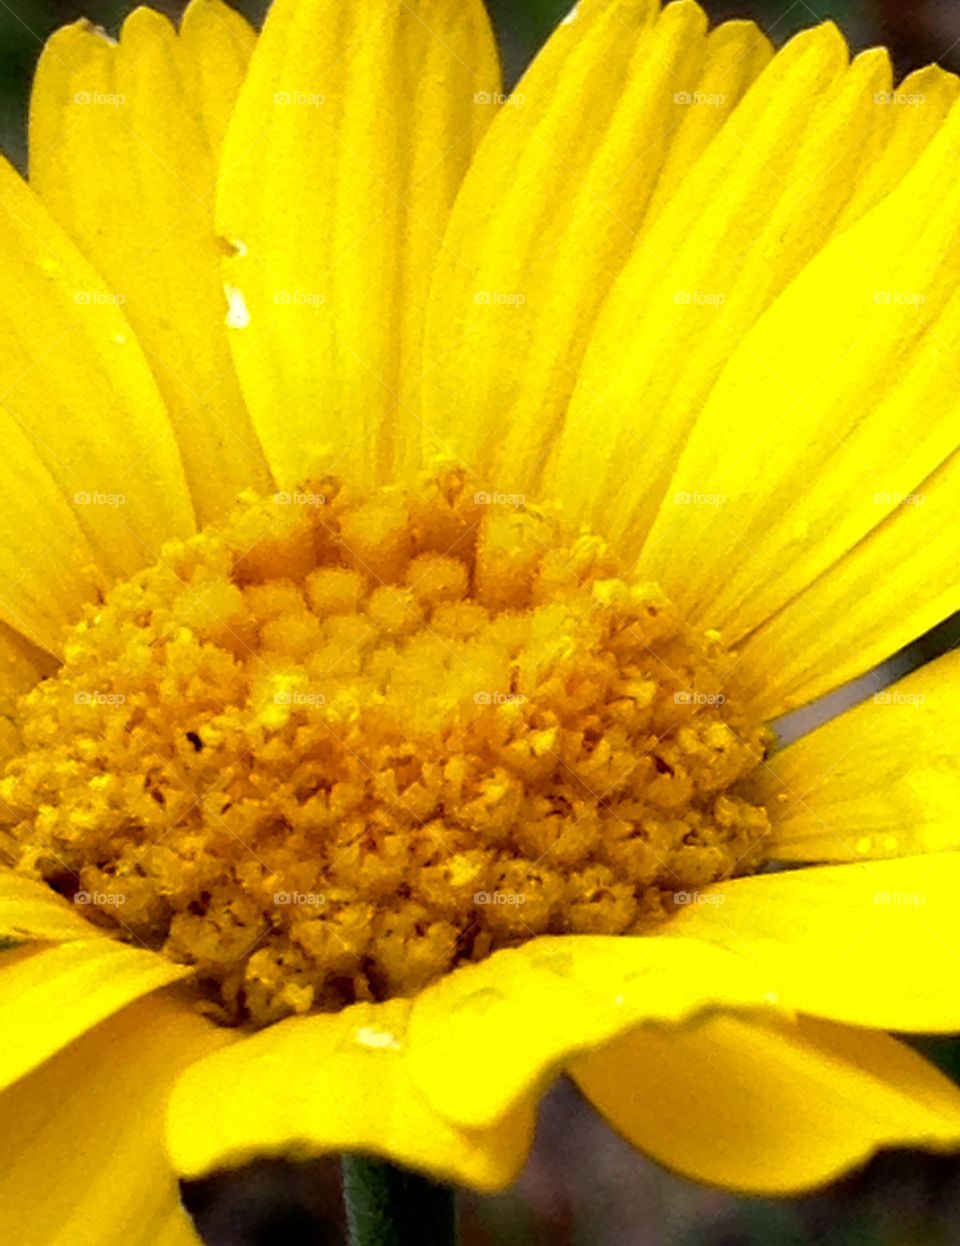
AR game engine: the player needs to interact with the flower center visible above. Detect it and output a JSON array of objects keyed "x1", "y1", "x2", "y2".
[{"x1": 1, "y1": 471, "x2": 772, "y2": 1027}]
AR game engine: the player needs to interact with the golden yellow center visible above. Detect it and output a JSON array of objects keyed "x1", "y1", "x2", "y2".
[{"x1": 1, "y1": 470, "x2": 772, "y2": 1027}]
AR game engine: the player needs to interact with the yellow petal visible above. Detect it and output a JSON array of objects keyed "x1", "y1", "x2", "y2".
[
  {"x1": 0, "y1": 988, "x2": 229, "y2": 1246},
  {"x1": 662, "y1": 854, "x2": 960, "y2": 1032},
  {"x1": 636, "y1": 92, "x2": 960, "y2": 642},
  {"x1": 424, "y1": 3, "x2": 772, "y2": 486},
  {"x1": 0, "y1": 868, "x2": 108, "y2": 942},
  {"x1": 178, "y1": 0, "x2": 257, "y2": 158},
  {"x1": 0, "y1": 410, "x2": 101, "y2": 655},
  {"x1": 167, "y1": 996, "x2": 535, "y2": 1192},
  {"x1": 756, "y1": 652, "x2": 960, "y2": 862},
  {"x1": 0, "y1": 625, "x2": 54, "y2": 761},
  {"x1": 0, "y1": 938, "x2": 192, "y2": 1092},
  {"x1": 836, "y1": 64, "x2": 960, "y2": 226},
  {"x1": 736, "y1": 447, "x2": 960, "y2": 717},
  {"x1": 551, "y1": 23, "x2": 891, "y2": 543},
  {"x1": 573, "y1": 1012, "x2": 960, "y2": 1194},
  {"x1": 0, "y1": 159, "x2": 194, "y2": 580},
  {"x1": 216, "y1": 0, "x2": 499, "y2": 488},
  {"x1": 30, "y1": 10, "x2": 272, "y2": 526},
  {"x1": 406, "y1": 934, "x2": 781, "y2": 1130}
]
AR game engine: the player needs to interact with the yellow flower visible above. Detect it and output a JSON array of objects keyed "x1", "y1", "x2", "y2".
[{"x1": 2, "y1": 0, "x2": 960, "y2": 1238}]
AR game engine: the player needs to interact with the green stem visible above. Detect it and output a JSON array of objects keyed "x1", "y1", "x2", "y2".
[{"x1": 341, "y1": 1156, "x2": 457, "y2": 1246}]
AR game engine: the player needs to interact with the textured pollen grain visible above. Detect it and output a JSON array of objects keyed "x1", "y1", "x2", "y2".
[{"x1": 0, "y1": 470, "x2": 772, "y2": 1027}]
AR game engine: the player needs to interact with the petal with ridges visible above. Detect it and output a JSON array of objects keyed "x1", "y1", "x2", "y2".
[
  {"x1": 736, "y1": 447, "x2": 960, "y2": 717},
  {"x1": 0, "y1": 409, "x2": 101, "y2": 655},
  {"x1": 167, "y1": 996, "x2": 535, "y2": 1192},
  {"x1": 0, "y1": 625, "x2": 55, "y2": 762},
  {"x1": 573, "y1": 1012, "x2": 960, "y2": 1194},
  {"x1": 178, "y1": 0, "x2": 257, "y2": 158},
  {"x1": 425, "y1": 2, "x2": 765, "y2": 486},
  {"x1": 30, "y1": 10, "x2": 272, "y2": 527},
  {"x1": 550, "y1": 29, "x2": 902, "y2": 546},
  {"x1": 662, "y1": 854, "x2": 960, "y2": 1032},
  {"x1": 0, "y1": 158, "x2": 194, "y2": 580},
  {"x1": 407, "y1": 934, "x2": 781, "y2": 1130},
  {"x1": 217, "y1": 0, "x2": 500, "y2": 488},
  {"x1": 638, "y1": 90, "x2": 960, "y2": 641},
  {"x1": 0, "y1": 988, "x2": 229, "y2": 1246},
  {"x1": 756, "y1": 652, "x2": 960, "y2": 862},
  {"x1": 0, "y1": 938, "x2": 193, "y2": 1092}
]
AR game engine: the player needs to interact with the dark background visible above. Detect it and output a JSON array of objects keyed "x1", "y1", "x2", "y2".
[{"x1": 5, "y1": 0, "x2": 960, "y2": 1242}]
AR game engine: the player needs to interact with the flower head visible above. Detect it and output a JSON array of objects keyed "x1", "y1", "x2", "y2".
[{"x1": 2, "y1": 0, "x2": 960, "y2": 1239}]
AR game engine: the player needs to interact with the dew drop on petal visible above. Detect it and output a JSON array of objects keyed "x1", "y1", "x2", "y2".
[
  {"x1": 855, "y1": 836, "x2": 873, "y2": 856},
  {"x1": 225, "y1": 283, "x2": 251, "y2": 329},
  {"x1": 354, "y1": 1024, "x2": 402, "y2": 1052}
]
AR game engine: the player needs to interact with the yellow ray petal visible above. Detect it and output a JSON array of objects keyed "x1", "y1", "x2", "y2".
[
  {"x1": 216, "y1": 0, "x2": 499, "y2": 489},
  {"x1": 0, "y1": 624, "x2": 55, "y2": 761},
  {"x1": 423, "y1": 2, "x2": 772, "y2": 487},
  {"x1": 0, "y1": 409, "x2": 101, "y2": 655},
  {"x1": 30, "y1": 9, "x2": 272, "y2": 526},
  {"x1": 0, "y1": 938, "x2": 192, "y2": 1092},
  {"x1": 0, "y1": 869, "x2": 105, "y2": 942},
  {"x1": 0, "y1": 159, "x2": 194, "y2": 580},
  {"x1": 0, "y1": 988, "x2": 229, "y2": 1246},
  {"x1": 572, "y1": 1012, "x2": 960, "y2": 1194},
  {"x1": 637, "y1": 91, "x2": 960, "y2": 641},
  {"x1": 736, "y1": 447, "x2": 960, "y2": 717},
  {"x1": 836, "y1": 64, "x2": 960, "y2": 226},
  {"x1": 178, "y1": 0, "x2": 257, "y2": 158},
  {"x1": 167, "y1": 996, "x2": 535, "y2": 1192},
  {"x1": 406, "y1": 934, "x2": 781, "y2": 1130},
  {"x1": 755, "y1": 653, "x2": 960, "y2": 862},
  {"x1": 662, "y1": 853, "x2": 960, "y2": 1032},
  {"x1": 550, "y1": 27, "x2": 899, "y2": 543}
]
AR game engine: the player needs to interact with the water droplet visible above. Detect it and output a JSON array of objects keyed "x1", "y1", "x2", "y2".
[
  {"x1": 224, "y1": 284, "x2": 250, "y2": 329},
  {"x1": 354, "y1": 1024, "x2": 401, "y2": 1052},
  {"x1": 881, "y1": 833, "x2": 900, "y2": 854},
  {"x1": 854, "y1": 836, "x2": 873, "y2": 856},
  {"x1": 112, "y1": 332, "x2": 127, "y2": 346}
]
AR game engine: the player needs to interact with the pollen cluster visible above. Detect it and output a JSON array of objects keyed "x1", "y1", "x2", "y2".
[{"x1": 1, "y1": 471, "x2": 772, "y2": 1027}]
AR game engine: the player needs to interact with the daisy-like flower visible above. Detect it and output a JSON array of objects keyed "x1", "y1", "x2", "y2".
[{"x1": 3, "y1": 0, "x2": 960, "y2": 1240}]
